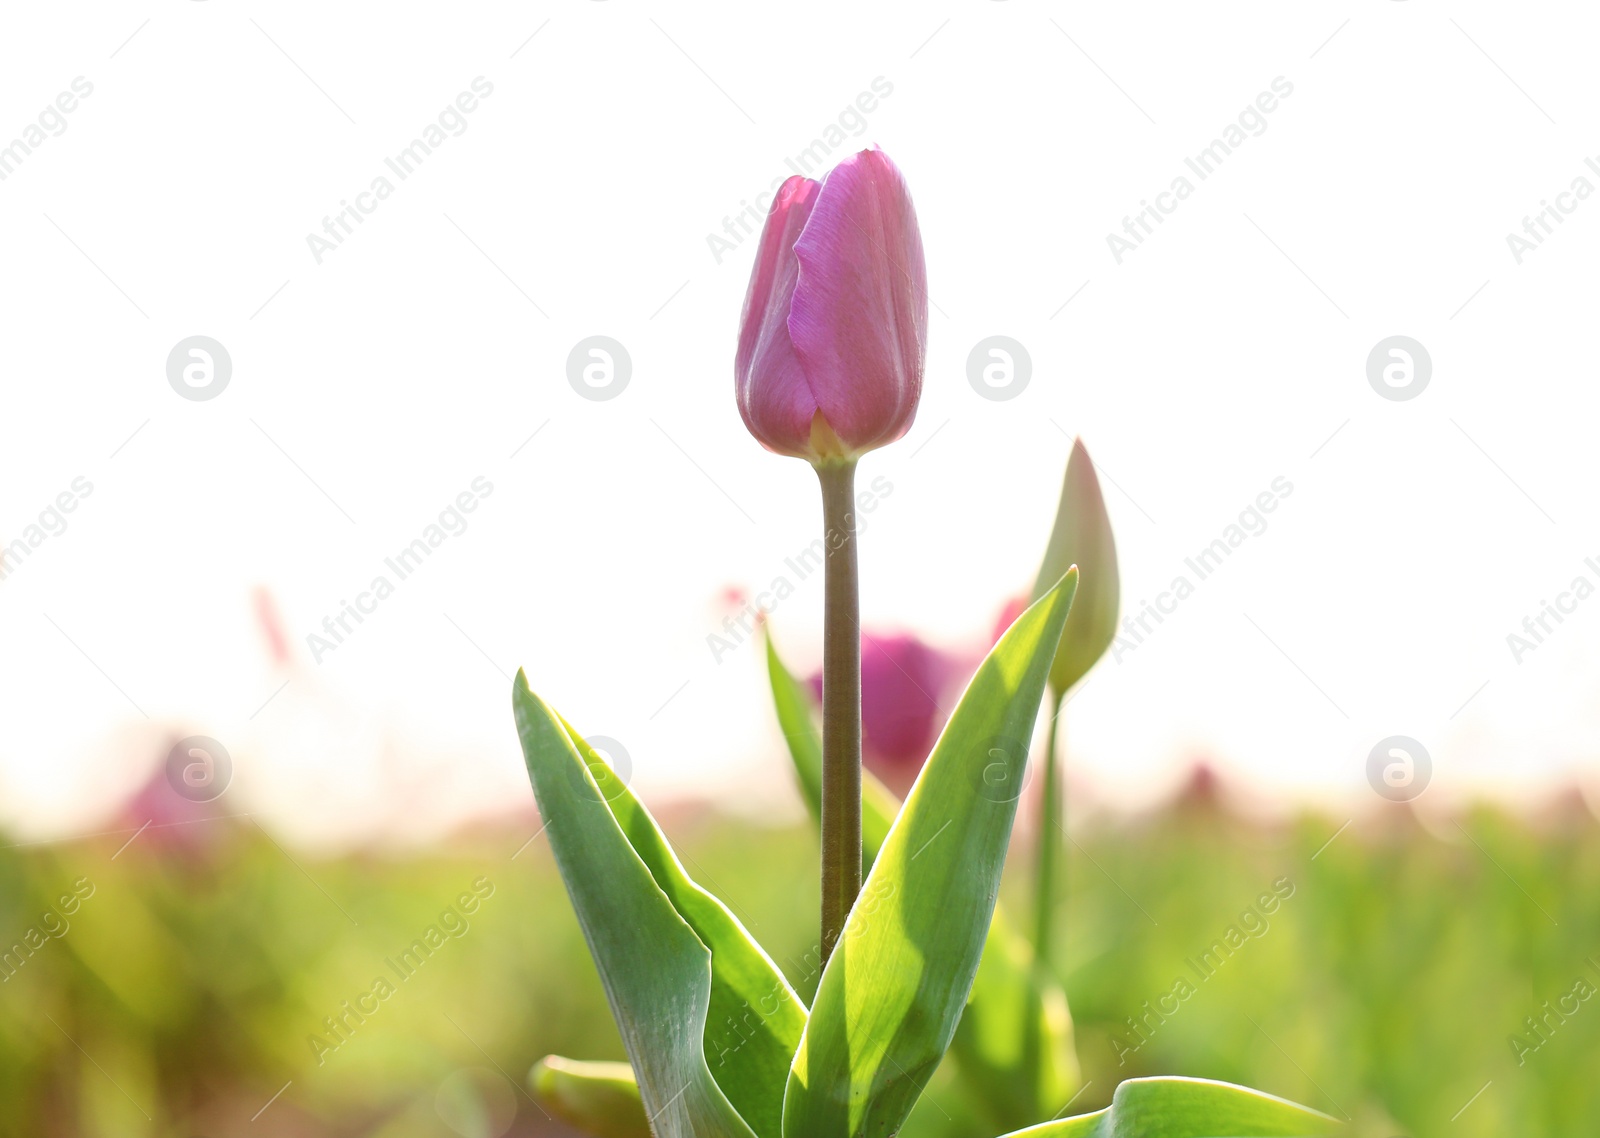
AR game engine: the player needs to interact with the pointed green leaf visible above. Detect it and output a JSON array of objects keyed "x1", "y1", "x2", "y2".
[
  {"x1": 529, "y1": 1056, "x2": 652, "y2": 1138},
  {"x1": 1031, "y1": 438, "x2": 1119, "y2": 695},
  {"x1": 783, "y1": 569, "x2": 1079, "y2": 1138},
  {"x1": 765, "y1": 629, "x2": 1079, "y2": 1128},
  {"x1": 514, "y1": 676, "x2": 796, "y2": 1138},
  {"x1": 995, "y1": 1076, "x2": 1340, "y2": 1137},
  {"x1": 558, "y1": 718, "x2": 807, "y2": 1138}
]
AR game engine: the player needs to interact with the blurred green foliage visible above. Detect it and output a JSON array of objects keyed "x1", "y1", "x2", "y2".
[{"x1": 0, "y1": 788, "x2": 1594, "y2": 1136}]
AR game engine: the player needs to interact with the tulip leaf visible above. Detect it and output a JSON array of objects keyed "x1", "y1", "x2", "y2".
[
  {"x1": 529, "y1": 1056, "x2": 652, "y2": 1138},
  {"x1": 514, "y1": 676, "x2": 804, "y2": 1138},
  {"x1": 782, "y1": 568, "x2": 1078, "y2": 1138},
  {"x1": 994, "y1": 1076, "x2": 1340, "y2": 1137},
  {"x1": 558, "y1": 720, "x2": 808, "y2": 1137},
  {"x1": 1031, "y1": 438, "x2": 1119, "y2": 695},
  {"x1": 765, "y1": 629, "x2": 1079, "y2": 1128}
]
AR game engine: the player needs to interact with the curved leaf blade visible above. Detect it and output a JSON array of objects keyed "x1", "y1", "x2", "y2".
[
  {"x1": 996, "y1": 1076, "x2": 1340, "y2": 1137},
  {"x1": 530, "y1": 1056, "x2": 652, "y2": 1138},
  {"x1": 765, "y1": 629, "x2": 1079, "y2": 1128},
  {"x1": 513, "y1": 675, "x2": 757, "y2": 1138},
  {"x1": 783, "y1": 569, "x2": 1079, "y2": 1138},
  {"x1": 559, "y1": 719, "x2": 807, "y2": 1138}
]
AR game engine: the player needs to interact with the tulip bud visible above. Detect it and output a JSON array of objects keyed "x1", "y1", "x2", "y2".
[
  {"x1": 1031, "y1": 438, "x2": 1120, "y2": 695},
  {"x1": 735, "y1": 148, "x2": 927, "y2": 463}
]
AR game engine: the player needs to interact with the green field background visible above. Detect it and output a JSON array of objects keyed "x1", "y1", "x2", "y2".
[{"x1": 2, "y1": 789, "x2": 1593, "y2": 1137}]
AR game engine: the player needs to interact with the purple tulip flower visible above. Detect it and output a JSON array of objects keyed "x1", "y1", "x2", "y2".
[{"x1": 735, "y1": 148, "x2": 927, "y2": 463}]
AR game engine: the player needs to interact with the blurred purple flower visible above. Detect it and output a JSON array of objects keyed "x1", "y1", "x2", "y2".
[
  {"x1": 116, "y1": 751, "x2": 231, "y2": 862},
  {"x1": 809, "y1": 631, "x2": 957, "y2": 791}
]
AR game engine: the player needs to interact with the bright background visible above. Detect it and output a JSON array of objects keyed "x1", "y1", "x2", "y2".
[
  {"x1": 3, "y1": 2, "x2": 1600, "y2": 843},
  {"x1": 3, "y1": 4, "x2": 1599, "y2": 1136}
]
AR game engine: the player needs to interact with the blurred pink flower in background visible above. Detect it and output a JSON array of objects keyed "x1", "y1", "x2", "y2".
[
  {"x1": 787, "y1": 596, "x2": 1037, "y2": 795},
  {"x1": 115, "y1": 746, "x2": 234, "y2": 862},
  {"x1": 809, "y1": 631, "x2": 959, "y2": 795}
]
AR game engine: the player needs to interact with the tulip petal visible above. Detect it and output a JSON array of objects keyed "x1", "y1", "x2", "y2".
[
  {"x1": 736, "y1": 176, "x2": 823, "y2": 458},
  {"x1": 788, "y1": 149, "x2": 927, "y2": 454}
]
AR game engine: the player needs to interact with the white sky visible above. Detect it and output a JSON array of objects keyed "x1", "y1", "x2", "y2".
[{"x1": 3, "y1": 1, "x2": 1599, "y2": 846}]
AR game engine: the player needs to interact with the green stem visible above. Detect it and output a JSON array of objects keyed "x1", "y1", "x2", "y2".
[
  {"x1": 1033, "y1": 690, "x2": 1064, "y2": 966},
  {"x1": 817, "y1": 459, "x2": 861, "y2": 964}
]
